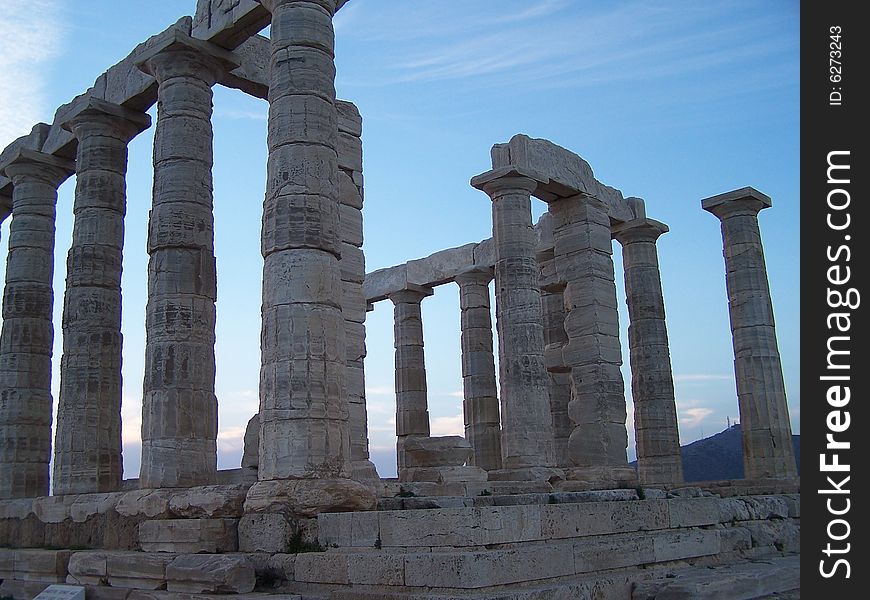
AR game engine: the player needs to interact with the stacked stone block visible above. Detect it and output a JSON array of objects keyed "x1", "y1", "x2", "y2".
[
  {"x1": 455, "y1": 267, "x2": 502, "y2": 471},
  {"x1": 336, "y1": 100, "x2": 379, "y2": 484},
  {"x1": 548, "y1": 194, "x2": 630, "y2": 479},
  {"x1": 52, "y1": 97, "x2": 151, "y2": 495},
  {"x1": 0, "y1": 149, "x2": 74, "y2": 499},
  {"x1": 612, "y1": 210, "x2": 683, "y2": 485},
  {"x1": 703, "y1": 188, "x2": 797, "y2": 480},
  {"x1": 471, "y1": 169, "x2": 555, "y2": 474},
  {"x1": 136, "y1": 32, "x2": 239, "y2": 489}
]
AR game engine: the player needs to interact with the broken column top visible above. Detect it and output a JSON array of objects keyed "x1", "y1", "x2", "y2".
[
  {"x1": 483, "y1": 134, "x2": 634, "y2": 224},
  {"x1": 701, "y1": 186, "x2": 772, "y2": 215}
]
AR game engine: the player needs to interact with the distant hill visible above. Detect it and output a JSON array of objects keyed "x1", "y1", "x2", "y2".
[{"x1": 632, "y1": 424, "x2": 800, "y2": 482}]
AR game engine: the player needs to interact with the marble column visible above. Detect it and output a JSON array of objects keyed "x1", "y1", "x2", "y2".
[
  {"x1": 549, "y1": 194, "x2": 634, "y2": 485},
  {"x1": 250, "y1": 0, "x2": 374, "y2": 513},
  {"x1": 612, "y1": 215, "x2": 683, "y2": 485},
  {"x1": 702, "y1": 187, "x2": 797, "y2": 480},
  {"x1": 53, "y1": 98, "x2": 150, "y2": 495},
  {"x1": 472, "y1": 169, "x2": 555, "y2": 472},
  {"x1": 455, "y1": 268, "x2": 502, "y2": 471},
  {"x1": 135, "y1": 33, "x2": 237, "y2": 488},
  {"x1": 0, "y1": 149, "x2": 74, "y2": 499},
  {"x1": 388, "y1": 286, "x2": 433, "y2": 474}
]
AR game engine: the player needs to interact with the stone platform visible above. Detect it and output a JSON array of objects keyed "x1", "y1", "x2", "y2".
[{"x1": 1, "y1": 488, "x2": 800, "y2": 600}]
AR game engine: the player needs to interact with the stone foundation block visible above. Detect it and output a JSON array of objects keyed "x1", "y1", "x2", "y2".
[
  {"x1": 652, "y1": 528, "x2": 720, "y2": 562},
  {"x1": 404, "y1": 545, "x2": 574, "y2": 589},
  {"x1": 106, "y1": 552, "x2": 174, "y2": 590},
  {"x1": 165, "y1": 554, "x2": 255, "y2": 594},
  {"x1": 67, "y1": 551, "x2": 109, "y2": 585},
  {"x1": 138, "y1": 518, "x2": 239, "y2": 553},
  {"x1": 667, "y1": 497, "x2": 721, "y2": 528},
  {"x1": 237, "y1": 513, "x2": 294, "y2": 553},
  {"x1": 8, "y1": 549, "x2": 71, "y2": 583}
]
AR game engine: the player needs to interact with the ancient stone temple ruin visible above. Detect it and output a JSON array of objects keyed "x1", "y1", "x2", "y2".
[{"x1": 1, "y1": 1, "x2": 799, "y2": 598}]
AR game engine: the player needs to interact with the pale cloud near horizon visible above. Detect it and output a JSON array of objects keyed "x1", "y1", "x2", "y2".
[
  {"x1": 0, "y1": 0, "x2": 64, "y2": 148},
  {"x1": 680, "y1": 407, "x2": 715, "y2": 428}
]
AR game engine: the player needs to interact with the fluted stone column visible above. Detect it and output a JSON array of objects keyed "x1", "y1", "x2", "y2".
[
  {"x1": 549, "y1": 194, "x2": 634, "y2": 486},
  {"x1": 53, "y1": 98, "x2": 150, "y2": 495},
  {"x1": 612, "y1": 215, "x2": 683, "y2": 485},
  {"x1": 455, "y1": 268, "x2": 502, "y2": 471},
  {"x1": 702, "y1": 187, "x2": 797, "y2": 480},
  {"x1": 135, "y1": 33, "x2": 237, "y2": 489},
  {"x1": 0, "y1": 149, "x2": 74, "y2": 499},
  {"x1": 472, "y1": 169, "x2": 555, "y2": 474},
  {"x1": 389, "y1": 286, "x2": 433, "y2": 474},
  {"x1": 246, "y1": 0, "x2": 374, "y2": 515}
]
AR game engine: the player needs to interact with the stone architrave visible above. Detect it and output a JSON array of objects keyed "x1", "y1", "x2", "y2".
[
  {"x1": 472, "y1": 168, "x2": 556, "y2": 474},
  {"x1": 702, "y1": 187, "x2": 797, "y2": 480},
  {"x1": 249, "y1": 0, "x2": 375, "y2": 513},
  {"x1": 52, "y1": 98, "x2": 151, "y2": 495},
  {"x1": 135, "y1": 32, "x2": 239, "y2": 489},
  {"x1": 548, "y1": 194, "x2": 634, "y2": 485},
  {"x1": 455, "y1": 268, "x2": 502, "y2": 471},
  {"x1": 388, "y1": 286, "x2": 433, "y2": 475},
  {"x1": 612, "y1": 215, "x2": 683, "y2": 485},
  {"x1": 0, "y1": 149, "x2": 74, "y2": 499}
]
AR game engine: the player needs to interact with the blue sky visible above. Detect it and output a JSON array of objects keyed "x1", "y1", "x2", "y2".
[{"x1": 0, "y1": 0, "x2": 799, "y2": 479}]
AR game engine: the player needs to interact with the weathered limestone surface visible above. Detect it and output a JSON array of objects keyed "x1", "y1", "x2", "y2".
[
  {"x1": 0, "y1": 149, "x2": 74, "y2": 499},
  {"x1": 472, "y1": 170, "x2": 555, "y2": 471},
  {"x1": 492, "y1": 134, "x2": 633, "y2": 223},
  {"x1": 137, "y1": 31, "x2": 238, "y2": 489},
  {"x1": 612, "y1": 213, "x2": 683, "y2": 485},
  {"x1": 165, "y1": 554, "x2": 255, "y2": 593},
  {"x1": 702, "y1": 188, "x2": 797, "y2": 480},
  {"x1": 336, "y1": 100, "x2": 379, "y2": 485},
  {"x1": 548, "y1": 194, "x2": 629, "y2": 476},
  {"x1": 389, "y1": 286, "x2": 432, "y2": 476},
  {"x1": 364, "y1": 239, "x2": 494, "y2": 303},
  {"x1": 251, "y1": 0, "x2": 374, "y2": 518},
  {"x1": 537, "y1": 213, "x2": 571, "y2": 468},
  {"x1": 52, "y1": 97, "x2": 151, "y2": 496},
  {"x1": 138, "y1": 518, "x2": 239, "y2": 553},
  {"x1": 455, "y1": 268, "x2": 502, "y2": 471}
]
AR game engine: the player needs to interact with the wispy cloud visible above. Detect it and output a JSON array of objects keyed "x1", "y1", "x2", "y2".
[
  {"x1": 0, "y1": 0, "x2": 64, "y2": 147},
  {"x1": 430, "y1": 413, "x2": 464, "y2": 437},
  {"x1": 680, "y1": 407, "x2": 715, "y2": 427}
]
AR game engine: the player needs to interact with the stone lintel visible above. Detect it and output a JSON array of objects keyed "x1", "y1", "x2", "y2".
[
  {"x1": 134, "y1": 28, "x2": 241, "y2": 75},
  {"x1": 57, "y1": 95, "x2": 152, "y2": 134},
  {"x1": 0, "y1": 148, "x2": 76, "y2": 180},
  {"x1": 701, "y1": 186, "x2": 772, "y2": 216},
  {"x1": 611, "y1": 217, "x2": 669, "y2": 242},
  {"x1": 625, "y1": 196, "x2": 646, "y2": 219},
  {"x1": 191, "y1": 0, "x2": 349, "y2": 49}
]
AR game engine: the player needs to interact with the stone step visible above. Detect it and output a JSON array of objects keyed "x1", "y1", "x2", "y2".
[
  {"x1": 319, "y1": 494, "x2": 798, "y2": 550},
  {"x1": 631, "y1": 554, "x2": 800, "y2": 599},
  {"x1": 296, "y1": 527, "x2": 721, "y2": 589},
  {"x1": 0, "y1": 549, "x2": 70, "y2": 583},
  {"x1": 138, "y1": 519, "x2": 239, "y2": 553}
]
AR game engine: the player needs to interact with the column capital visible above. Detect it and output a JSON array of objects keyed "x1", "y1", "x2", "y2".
[
  {"x1": 611, "y1": 217, "x2": 669, "y2": 245},
  {"x1": 455, "y1": 266, "x2": 494, "y2": 286},
  {"x1": 260, "y1": 0, "x2": 340, "y2": 15},
  {"x1": 0, "y1": 148, "x2": 75, "y2": 187},
  {"x1": 59, "y1": 96, "x2": 151, "y2": 143},
  {"x1": 701, "y1": 186, "x2": 772, "y2": 220},
  {"x1": 388, "y1": 284, "x2": 434, "y2": 305},
  {"x1": 471, "y1": 166, "x2": 546, "y2": 198},
  {"x1": 135, "y1": 28, "x2": 240, "y2": 84}
]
